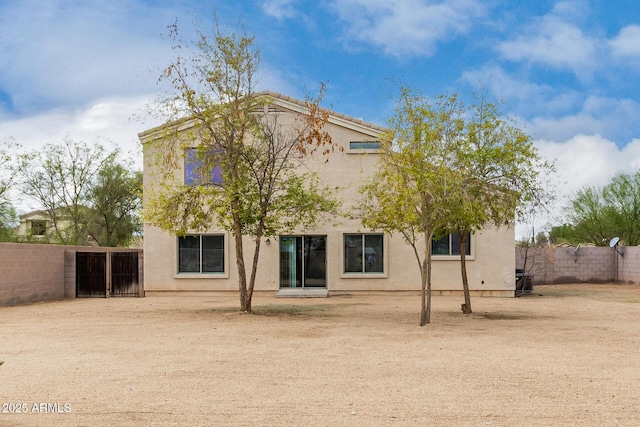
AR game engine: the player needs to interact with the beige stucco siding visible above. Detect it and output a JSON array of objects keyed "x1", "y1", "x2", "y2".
[
  {"x1": 142, "y1": 223, "x2": 514, "y2": 294},
  {"x1": 141, "y1": 95, "x2": 515, "y2": 296}
]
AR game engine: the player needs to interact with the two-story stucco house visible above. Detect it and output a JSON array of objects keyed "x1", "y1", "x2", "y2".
[{"x1": 139, "y1": 92, "x2": 515, "y2": 297}]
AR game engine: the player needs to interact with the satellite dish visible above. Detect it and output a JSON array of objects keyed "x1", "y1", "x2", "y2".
[
  {"x1": 610, "y1": 236, "x2": 624, "y2": 257},
  {"x1": 609, "y1": 237, "x2": 620, "y2": 248}
]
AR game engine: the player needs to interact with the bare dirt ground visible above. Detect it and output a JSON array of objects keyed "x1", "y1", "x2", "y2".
[{"x1": 1, "y1": 284, "x2": 639, "y2": 427}]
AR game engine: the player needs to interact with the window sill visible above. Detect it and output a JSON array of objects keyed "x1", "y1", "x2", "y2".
[
  {"x1": 174, "y1": 272, "x2": 229, "y2": 279},
  {"x1": 345, "y1": 148, "x2": 381, "y2": 155},
  {"x1": 432, "y1": 256, "x2": 475, "y2": 261},
  {"x1": 340, "y1": 272, "x2": 388, "y2": 279}
]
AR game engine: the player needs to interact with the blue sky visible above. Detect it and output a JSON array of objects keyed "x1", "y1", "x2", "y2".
[{"x1": 2, "y1": 0, "x2": 640, "y2": 237}]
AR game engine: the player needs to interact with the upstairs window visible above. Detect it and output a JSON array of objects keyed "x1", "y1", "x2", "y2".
[
  {"x1": 185, "y1": 148, "x2": 223, "y2": 186},
  {"x1": 432, "y1": 233, "x2": 471, "y2": 256},
  {"x1": 349, "y1": 141, "x2": 381, "y2": 150}
]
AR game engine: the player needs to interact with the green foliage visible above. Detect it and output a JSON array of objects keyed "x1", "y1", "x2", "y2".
[
  {"x1": 445, "y1": 92, "x2": 553, "y2": 313},
  {"x1": 455, "y1": 92, "x2": 554, "y2": 230},
  {"x1": 18, "y1": 138, "x2": 105, "y2": 245},
  {"x1": 360, "y1": 88, "x2": 466, "y2": 325},
  {"x1": 0, "y1": 139, "x2": 18, "y2": 240},
  {"x1": 565, "y1": 171, "x2": 640, "y2": 246},
  {"x1": 86, "y1": 162, "x2": 142, "y2": 247},
  {"x1": 0, "y1": 206, "x2": 17, "y2": 242},
  {"x1": 17, "y1": 138, "x2": 141, "y2": 246},
  {"x1": 360, "y1": 87, "x2": 553, "y2": 324},
  {"x1": 602, "y1": 173, "x2": 640, "y2": 245},
  {"x1": 549, "y1": 224, "x2": 578, "y2": 245}
]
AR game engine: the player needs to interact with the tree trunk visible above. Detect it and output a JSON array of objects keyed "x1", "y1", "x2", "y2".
[
  {"x1": 420, "y1": 260, "x2": 428, "y2": 326},
  {"x1": 232, "y1": 208, "x2": 250, "y2": 313},
  {"x1": 420, "y1": 235, "x2": 433, "y2": 326},
  {"x1": 459, "y1": 231, "x2": 472, "y2": 314},
  {"x1": 247, "y1": 221, "x2": 266, "y2": 309}
]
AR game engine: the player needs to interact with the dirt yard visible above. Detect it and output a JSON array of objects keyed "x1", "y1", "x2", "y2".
[{"x1": 1, "y1": 284, "x2": 639, "y2": 426}]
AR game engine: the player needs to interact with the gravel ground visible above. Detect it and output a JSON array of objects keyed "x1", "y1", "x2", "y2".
[{"x1": 1, "y1": 284, "x2": 639, "y2": 426}]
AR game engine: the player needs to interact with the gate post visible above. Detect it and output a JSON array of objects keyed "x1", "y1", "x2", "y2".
[
  {"x1": 106, "y1": 250, "x2": 111, "y2": 298},
  {"x1": 139, "y1": 250, "x2": 144, "y2": 297}
]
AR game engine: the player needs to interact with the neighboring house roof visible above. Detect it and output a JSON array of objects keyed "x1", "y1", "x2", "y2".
[
  {"x1": 19, "y1": 206, "x2": 94, "y2": 220},
  {"x1": 138, "y1": 90, "x2": 387, "y2": 143},
  {"x1": 19, "y1": 210, "x2": 50, "y2": 220}
]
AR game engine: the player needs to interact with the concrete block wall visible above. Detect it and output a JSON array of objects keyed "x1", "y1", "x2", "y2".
[
  {"x1": 0, "y1": 243, "x2": 67, "y2": 306},
  {"x1": 1, "y1": 243, "x2": 144, "y2": 306},
  {"x1": 64, "y1": 250, "x2": 76, "y2": 297},
  {"x1": 552, "y1": 246, "x2": 615, "y2": 283},
  {"x1": 516, "y1": 246, "x2": 632, "y2": 285},
  {"x1": 617, "y1": 246, "x2": 640, "y2": 284},
  {"x1": 515, "y1": 246, "x2": 553, "y2": 285}
]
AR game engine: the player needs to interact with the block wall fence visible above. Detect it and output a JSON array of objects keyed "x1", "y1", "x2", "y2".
[
  {"x1": 516, "y1": 245, "x2": 640, "y2": 285},
  {"x1": 2, "y1": 242, "x2": 637, "y2": 306},
  {"x1": 0, "y1": 243, "x2": 143, "y2": 306}
]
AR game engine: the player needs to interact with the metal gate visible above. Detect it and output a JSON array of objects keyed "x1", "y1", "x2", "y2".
[
  {"x1": 110, "y1": 252, "x2": 140, "y2": 297},
  {"x1": 76, "y1": 251, "x2": 141, "y2": 298},
  {"x1": 76, "y1": 252, "x2": 107, "y2": 297}
]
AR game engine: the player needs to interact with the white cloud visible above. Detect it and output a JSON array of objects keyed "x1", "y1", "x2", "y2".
[
  {"x1": 517, "y1": 134, "x2": 640, "y2": 238},
  {"x1": 0, "y1": 95, "x2": 161, "y2": 166},
  {"x1": 0, "y1": 93, "x2": 163, "y2": 213},
  {"x1": 609, "y1": 24, "x2": 640, "y2": 58},
  {"x1": 461, "y1": 64, "x2": 581, "y2": 116},
  {"x1": 550, "y1": 0, "x2": 589, "y2": 18},
  {"x1": 329, "y1": 0, "x2": 485, "y2": 57},
  {"x1": 527, "y1": 96, "x2": 640, "y2": 142},
  {"x1": 461, "y1": 63, "x2": 640, "y2": 144},
  {"x1": 261, "y1": 0, "x2": 298, "y2": 19},
  {"x1": 0, "y1": 1, "x2": 176, "y2": 114},
  {"x1": 498, "y1": 15, "x2": 597, "y2": 81}
]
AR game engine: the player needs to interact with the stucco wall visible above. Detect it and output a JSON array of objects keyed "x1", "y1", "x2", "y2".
[
  {"x1": 143, "y1": 109, "x2": 515, "y2": 297},
  {"x1": 143, "y1": 224, "x2": 515, "y2": 296}
]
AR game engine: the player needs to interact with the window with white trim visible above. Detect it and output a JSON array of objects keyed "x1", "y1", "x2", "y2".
[
  {"x1": 178, "y1": 235, "x2": 225, "y2": 273},
  {"x1": 432, "y1": 232, "x2": 471, "y2": 256},
  {"x1": 344, "y1": 233, "x2": 384, "y2": 273}
]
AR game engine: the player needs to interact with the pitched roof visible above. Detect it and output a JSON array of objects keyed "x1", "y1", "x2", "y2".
[
  {"x1": 138, "y1": 91, "x2": 386, "y2": 143},
  {"x1": 259, "y1": 91, "x2": 386, "y2": 136}
]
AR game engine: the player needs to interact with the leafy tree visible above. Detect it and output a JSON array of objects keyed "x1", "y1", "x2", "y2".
[
  {"x1": 145, "y1": 20, "x2": 339, "y2": 313},
  {"x1": 0, "y1": 140, "x2": 18, "y2": 241},
  {"x1": 17, "y1": 138, "x2": 141, "y2": 246},
  {"x1": 361, "y1": 88, "x2": 553, "y2": 323},
  {"x1": 566, "y1": 171, "x2": 640, "y2": 246},
  {"x1": 566, "y1": 187, "x2": 609, "y2": 245},
  {"x1": 360, "y1": 88, "x2": 465, "y2": 326},
  {"x1": 17, "y1": 137, "x2": 111, "y2": 245},
  {"x1": 86, "y1": 161, "x2": 142, "y2": 247},
  {"x1": 602, "y1": 172, "x2": 640, "y2": 245},
  {"x1": 549, "y1": 224, "x2": 573, "y2": 244},
  {"x1": 444, "y1": 94, "x2": 553, "y2": 314}
]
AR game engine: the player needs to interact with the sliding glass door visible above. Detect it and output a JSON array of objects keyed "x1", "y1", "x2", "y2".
[{"x1": 279, "y1": 236, "x2": 326, "y2": 288}]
